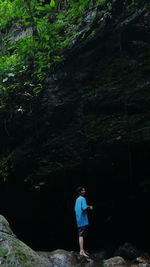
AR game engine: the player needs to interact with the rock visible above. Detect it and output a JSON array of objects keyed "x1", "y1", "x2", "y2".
[
  {"x1": 38, "y1": 249, "x2": 99, "y2": 267},
  {"x1": 103, "y1": 256, "x2": 127, "y2": 267},
  {"x1": 0, "y1": 214, "x2": 51, "y2": 267},
  {"x1": 114, "y1": 242, "x2": 140, "y2": 261},
  {"x1": 0, "y1": 215, "x2": 14, "y2": 236}
]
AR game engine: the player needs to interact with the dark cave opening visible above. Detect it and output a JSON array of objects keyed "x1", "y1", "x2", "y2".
[{"x1": 0, "y1": 144, "x2": 150, "y2": 256}]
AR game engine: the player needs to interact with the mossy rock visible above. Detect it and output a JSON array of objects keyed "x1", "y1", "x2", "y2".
[{"x1": 0, "y1": 215, "x2": 50, "y2": 267}]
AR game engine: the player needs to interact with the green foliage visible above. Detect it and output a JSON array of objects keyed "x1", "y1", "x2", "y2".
[
  {"x1": 0, "y1": 0, "x2": 107, "y2": 103},
  {"x1": 0, "y1": 0, "x2": 57, "y2": 99},
  {"x1": 0, "y1": 0, "x2": 29, "y2": 30},
  {"x1": 50, "y1": 0, "x2": 56, "y2": 8}
]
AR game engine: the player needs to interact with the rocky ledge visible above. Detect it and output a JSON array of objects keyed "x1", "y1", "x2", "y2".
[{"x1": 0, "y1": 214, "x2": 149, "y2": 267}]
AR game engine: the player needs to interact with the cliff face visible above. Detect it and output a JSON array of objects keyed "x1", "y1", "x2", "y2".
[
  {"x1": 0, "y1": 0, "x2": 150, "y2": 251},
  {"x1": 0, "y1": 0, "x2": 149, "y2": 185},
  {"x1": 38, "y1": 0, "x2": 150, "y2": 184}
]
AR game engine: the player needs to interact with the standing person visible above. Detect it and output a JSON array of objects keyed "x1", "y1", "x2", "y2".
[{"x1": 74, "y1": 186, "x2": 93, "y2": 257}]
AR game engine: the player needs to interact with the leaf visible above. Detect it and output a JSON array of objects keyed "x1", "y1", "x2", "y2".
[
  {"x1": 2, "y1": 78, "x2": 8, "y2": 83},
  {"x1": 8, "y1": 73, "x2": 15, "y2": 77},
  {"x1": 36, "y1": 5, "x2": 46, "y2": 11},
  {"x1": 50, "y1": 0, "x2": 56, "y2": 8}
]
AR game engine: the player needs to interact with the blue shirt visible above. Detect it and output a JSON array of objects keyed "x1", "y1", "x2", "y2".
[{"x1": 74, "y1": 196, "x2": 89, "y2": 227}]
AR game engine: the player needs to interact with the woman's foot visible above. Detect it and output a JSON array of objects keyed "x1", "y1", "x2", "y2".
[{"x1": 80, "y1": 250, "x2": 89, "y2": 257}]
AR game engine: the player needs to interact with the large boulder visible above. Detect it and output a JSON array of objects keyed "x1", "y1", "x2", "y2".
[{"x1": 0, "y1": 215, "x2": 50, "y2": 266}]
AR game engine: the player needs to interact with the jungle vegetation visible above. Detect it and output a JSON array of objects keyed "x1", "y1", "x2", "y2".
[{"x1": 0, "y1": 0, "x2": 107, "y2": 106}]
